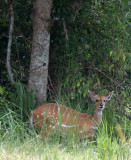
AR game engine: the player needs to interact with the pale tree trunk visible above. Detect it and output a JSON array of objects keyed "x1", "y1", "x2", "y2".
[{"x1": 28, "y1": 0, "x2": 53, "y2": 104}]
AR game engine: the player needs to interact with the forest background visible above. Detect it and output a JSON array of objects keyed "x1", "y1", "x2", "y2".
[{"x1": 0, "y1": 0, "x2": 131, "y2": 159}]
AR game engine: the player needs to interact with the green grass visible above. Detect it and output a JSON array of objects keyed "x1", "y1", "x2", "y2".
[
  {"x1": 0, "y1": 84, "x2": 131, "y2": 160},
  {"x1": 0, "y1": 127, "x2": 130, "y2": 160},
  {"x1": 0, "y1": 115, "x2": 130, "y2": 160}
]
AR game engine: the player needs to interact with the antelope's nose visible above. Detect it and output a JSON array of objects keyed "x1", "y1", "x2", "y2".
[{"x1": 100, "y1": 103, "x2": 103, "y2": 108}]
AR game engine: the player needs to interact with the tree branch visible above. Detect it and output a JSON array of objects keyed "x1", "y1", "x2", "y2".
[
  {"x1": 6, "y1": 1, "x2": 15, "y2": 85},
  {"x1": 85, "y1": 66, "x2": 123, "y2": 88},
  {"x1": 50, "y1": 17, "x2": 69, "y2": 46},
  {"x1": 62, "y1": 18, "x2": 69, "y2": 46}
]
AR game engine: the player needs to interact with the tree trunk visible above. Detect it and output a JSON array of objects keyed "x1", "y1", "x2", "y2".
[{"x1": 28, "y1": 0, "x2": 53, "y2": 104}]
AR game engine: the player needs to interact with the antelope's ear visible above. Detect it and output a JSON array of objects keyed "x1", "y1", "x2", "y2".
[
  {"x1": 105, "y1": 91, "x2": 114, "y2": 101},
  {"x1": 88, "y1": 90, "x2": 97, "y2": 101}
]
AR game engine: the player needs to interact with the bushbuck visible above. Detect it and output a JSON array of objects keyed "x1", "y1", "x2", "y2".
[{"x1": 30, "y1": 90, "x2": 113, "y2": 138}]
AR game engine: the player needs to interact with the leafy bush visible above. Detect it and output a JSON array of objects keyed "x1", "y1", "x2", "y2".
[{"x1": 51, "y1": 0, "x2": 130, "y2": 94}]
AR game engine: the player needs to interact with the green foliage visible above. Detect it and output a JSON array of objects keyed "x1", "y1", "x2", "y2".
[
  {"x1": 49, "y1": 0, "x2": 131, "y2": 121},
  {"x1": 51, "y1": 0, "x2": 131, "y2": 99},
  {"x1": 0, "y1": 0, "x2": 130, "y2": 109},
  {"x1": 15, "y1": 83, "x2": 36, "y2": 121},
  {"x1": 0, "y1": 0, "x2": 33, "y2": 84},
  {"x1": 0, "y1": 86, "x2": 15, "y2": 109},
  {"x1": 0, "y1": 83, "x2": 35, "y2": 140}
]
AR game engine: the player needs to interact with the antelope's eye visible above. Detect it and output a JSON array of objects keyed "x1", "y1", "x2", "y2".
[{"x1": 96, "y1": 100, "x2": 99, "y2": 102}]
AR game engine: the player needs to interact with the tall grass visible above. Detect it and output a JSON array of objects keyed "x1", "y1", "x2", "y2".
[
  {"x1": 0, "y1": 83, "x2": 35, "y2": 142},
  {"x1": 0, "y1": 83, "x2": 130, "y2": 159},
  {"x1": 15, "y1": 83, "x2": 36, "y2": 121},
  {"x1": 96, "y1": 120, "x2": 130, "y2": 160}
]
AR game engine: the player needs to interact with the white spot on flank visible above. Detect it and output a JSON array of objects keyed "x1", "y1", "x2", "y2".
[
  {"x1": 52, "y1": 126, "x2": 55, "y2": 129},
  {"x1": 41, "y1": 113, "x2": 44, "y2": 116},
  {"x1": 37, "y1": 115, "x2": 39, "y2": 118},
  {"x1": 61, "y1": 124, "x2": 78, "y2": 128},
  {"x1": 80, "y1": 130, "x2": 83, "y2": 133}
]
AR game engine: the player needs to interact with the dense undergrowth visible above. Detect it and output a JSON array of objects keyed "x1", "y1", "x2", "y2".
[{"x1": 0, "y1": 84, "x2": 130, "y2": 160}]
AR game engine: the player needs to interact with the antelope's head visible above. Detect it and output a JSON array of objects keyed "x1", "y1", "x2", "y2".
[{"x1": 88, "y1": 90, "x2": 113, "y2": 111}]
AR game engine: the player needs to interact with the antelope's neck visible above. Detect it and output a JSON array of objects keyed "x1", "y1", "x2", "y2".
[{"x1": 92, "y1": 109, "x2": 103, "y2": 127}]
